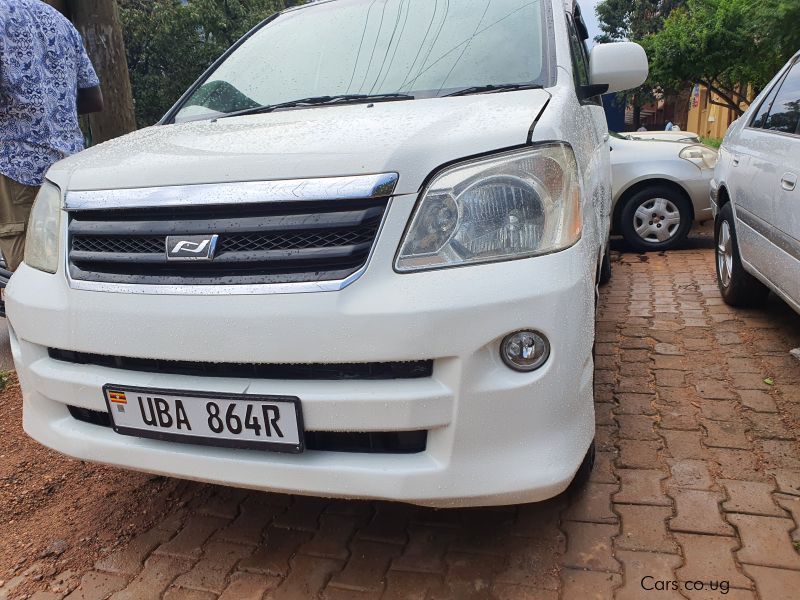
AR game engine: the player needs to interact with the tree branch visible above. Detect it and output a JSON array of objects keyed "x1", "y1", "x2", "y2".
[{"x1": 700, "y1": 80, "x2": 744, "y2": 116}]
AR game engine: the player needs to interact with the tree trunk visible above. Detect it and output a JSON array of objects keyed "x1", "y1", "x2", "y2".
[
  {"x1": 672, "y1": 87, "x2": 691, "y2": 130},
  {"x1": 65, "y1": 0, "x2": 137, "y2": 143},
  {"x1": 633, "y1": 104, "x2": 642, "y2": 131}
]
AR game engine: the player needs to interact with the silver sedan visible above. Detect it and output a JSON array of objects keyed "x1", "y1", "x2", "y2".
[{"x1": 610, "y1": 132, "x2": 717, "y2": 251}]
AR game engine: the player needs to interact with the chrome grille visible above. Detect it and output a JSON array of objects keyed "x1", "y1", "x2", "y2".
[{"x1": 67, "y1": 199, "x2": 389, "y2": 286}]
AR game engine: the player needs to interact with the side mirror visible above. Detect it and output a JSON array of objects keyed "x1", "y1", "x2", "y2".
[{"x1": 585, "y1": 42, "x2": 648, "y2": 96}]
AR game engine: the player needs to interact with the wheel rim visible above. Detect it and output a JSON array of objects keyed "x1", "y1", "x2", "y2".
[
  {"x1": 717, "y1": 220, "x2": 733, "y2": 288},
  {"x1": 633, "y1": 197, "x2": 682, "y2": 243}
]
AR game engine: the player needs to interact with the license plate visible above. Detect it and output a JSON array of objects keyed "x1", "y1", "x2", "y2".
[{"x1": 103, "y1": 385, "x2": 304, "y2": 453}]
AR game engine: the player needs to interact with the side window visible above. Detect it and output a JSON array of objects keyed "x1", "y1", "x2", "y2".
[
  {"x1": 566, "y1": 17, "x2": 589, "y2": 89},
  {"x1": 764, "y1": 61, "x2": 800, "y2": 135},
  {"x1": 750, "y1": 81, "x2": 781, "y2": 129}
]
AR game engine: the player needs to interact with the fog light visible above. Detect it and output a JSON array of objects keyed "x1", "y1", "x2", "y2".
[{"x1": 500, "y1": 330, "x2": 550, "y2": 372}]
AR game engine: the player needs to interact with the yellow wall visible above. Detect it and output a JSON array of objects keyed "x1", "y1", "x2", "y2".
[{"x1": 686, "y1": 84, "x2": 743, "y2": 140}]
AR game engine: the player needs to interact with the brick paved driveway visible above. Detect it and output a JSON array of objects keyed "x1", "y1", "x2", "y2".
[{"x1": 12, "y1": 245, "x2": 800, "y2": 600}]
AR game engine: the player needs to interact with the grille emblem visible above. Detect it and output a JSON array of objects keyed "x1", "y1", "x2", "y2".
[{"x1": 166, "y1": 234, "x2": 219, "y2": 261}]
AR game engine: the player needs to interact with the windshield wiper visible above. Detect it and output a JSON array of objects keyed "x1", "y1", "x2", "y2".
[
  {"x1": 444, "y1": 83, "x2": 545, "y2": 97},
  {"x1": 217, "y1": 93, "x2": 415, "y2": 119}
]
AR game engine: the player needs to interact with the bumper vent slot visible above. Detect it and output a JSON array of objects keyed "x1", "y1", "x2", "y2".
[
  {"x1": 67, "y1": 199, "x2": 388, "y2": 286},
  {"x1": 49, "y1": 349, "x2": 433, "y2": 380},
  {"x1": 67, "y1": 406, "x2": 427, "y2": 454}
]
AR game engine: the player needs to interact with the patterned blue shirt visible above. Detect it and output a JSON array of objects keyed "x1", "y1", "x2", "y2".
[{"x1": 0, "y1": 0, "x2": 100, "y2": 187}]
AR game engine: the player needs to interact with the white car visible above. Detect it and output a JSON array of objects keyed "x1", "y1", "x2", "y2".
[
  {"x1": 626, "y1": 131, "x2": 702, "y2": 144},
  {"x1": 711, "y1": 51, "x2": 800, "y2": 313},
  {"x1": 8, "y1": 0, "x2": 646, "y2": 507},
  {"x1": 610, "y1": 132, "x2": 717, "y2": 251}
]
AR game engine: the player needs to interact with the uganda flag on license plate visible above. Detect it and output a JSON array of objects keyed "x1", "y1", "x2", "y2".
[{"x1": 108, "y1": 391, "x2": 127, "y2": 404}]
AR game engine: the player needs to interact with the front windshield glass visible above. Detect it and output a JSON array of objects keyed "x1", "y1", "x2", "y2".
[{"x1": 174, "y1": 0, "x2": 551, "y2": 123}]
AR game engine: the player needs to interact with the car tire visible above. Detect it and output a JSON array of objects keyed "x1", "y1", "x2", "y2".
[
  {"x1": 619, "y1": 185, "x2": 693, "y2": 251},
  {"x1": 715, "y1": 202, "x2": 769, "y2": 307},
  {"x1": 567, "y1": 440, "x2": 595, "y2": 493},
  {"x1": 598, "y1": 247, "x2": 612, "y2": 286}
]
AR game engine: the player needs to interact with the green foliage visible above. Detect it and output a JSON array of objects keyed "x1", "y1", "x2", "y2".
[
  {"x1": 700, "y1": 136, "x2": 722, "y2": 149},
  {"x1": 596, "y1": 0, "x2": 685, "y2": 43},
  {"x1": 644, "y1": 0, "x2": 800, "y2": 115},
  {"x1": 595, "y1": 1, "x2": 686, "y2": 127},
  {"x1": 119, "y1": 0, "x2": 303, "y2": 127},
  {"x1": 0, "y1": 371, "x2": 12, "y2": 392}
]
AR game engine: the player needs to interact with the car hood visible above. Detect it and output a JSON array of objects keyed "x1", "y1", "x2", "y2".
[{"x1": 48, "y1": 90, "x2": 551, "y2": 197}]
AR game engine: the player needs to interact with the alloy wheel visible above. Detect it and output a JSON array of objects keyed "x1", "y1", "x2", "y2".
[{"x1": 717, "y1": 219, "x2": 733, "y2": 288}]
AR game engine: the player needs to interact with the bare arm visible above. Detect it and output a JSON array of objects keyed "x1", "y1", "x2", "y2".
[{"x1": 77, "y1": 86, "x2": 104, "y2": 115}]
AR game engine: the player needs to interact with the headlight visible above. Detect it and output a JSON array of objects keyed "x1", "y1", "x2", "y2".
[
  {"x1": 395, "y1": 145, "x2": 582, "y2": 272},
  {"x1": 24, "y1": 181, "x2": 62, "y2": 274},
  {"x1": 679, "y1": 145, "x2": 718, "y2": 170}
]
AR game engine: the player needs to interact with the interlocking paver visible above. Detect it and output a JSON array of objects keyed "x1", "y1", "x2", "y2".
[
  {"x1": 218, "y1": 572, "x2": 280, "y2": 600},
  {"x1": 493, "y1": 535, "x2": 561, "y2": 590},
  {"x1": 721, "y1": 480, "x2": 787, "y2": 517},
  {"x1": 326, "y1": 540, "x2": 400, "y2": 593},
  {"x1": 560, "y1": 569, "x2": 621, "y2": 600},
  {"x1": 382, "y1": 571, "x2": 443, "y2": 600},
  {"x1": 615, "y1": 505, "x2": 677, "y2": 553},
  {"x1": 615, "y1": 393, "x2": 656, "y2": 415},
  {"x1": 703, "y1": 420, "x2": 752, "y2": 449},
  {"x1": 727, "y1": 514, "x2": 800, "y2": 569},
  {"x1": 616, "y1": 415, "x2": 660, "y2": 440},
  {"x1": 391, "y1": 527, "x2": 454, "y2": 574},
  {"x1": 775, "y1": 495, "x2": 800, "y2": 542},
  {"x1": 614, "y1": 550, "x2": 683, "y2": 600},
  {"x1": 239, "y1": 526, "x2": 313, "y2": 576},
  {"x1": 661, "y1": 429, "x2": 708, "y2": 460},
  {"x1": 162, "y1": 587, "x2": 215, "y2": 600},
  {"x1": 669, "y1": 489, "x2": 735, "y2": 536},
  {"x1": 562, "y1": 482, "x2": 619, "y2": 524},
  {"x1": 614, "y1": 469, "x2": 670, "y2": 506},
  {"x1": 155, "y1": 515, "x2": 231, "y2": 560},
  {"x1": 674, "y1": 533, "x2": 753, "y2": 589},
  {"x1": 94, "y1": 527, "x2": 174, "y2": 576},
  {"x1": 64, "y1": 572, "x2": 128, "y2": 600},
  {"x1": 711, "y1": 448, "x2": 770, "y2": 482},
  {"x1": 266, "y1": 554, "x2": 343, "y2": 600},
  {"x1": 110, "y1": 555, "x2": 195, "y2": 600},
  {"x1": 742, "y1": 565, "x2": 800, "y2": 600},
  {"x1": 560, "y1": 521, "x2": 620, "y2": 573},
  {"x1": 618, "y1": 439, "x2": 662, "y2": 469},
  {"x1": 299, "y1": 514, "x2": 359, "y2": 561},
  {"x1": 172, "y1": 541, "x2": 254, "y2": 593}
]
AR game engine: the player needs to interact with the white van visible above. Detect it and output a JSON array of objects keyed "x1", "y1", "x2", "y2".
[{"x1": 8, "y1": 0, "x2": 646, "y2": 507}]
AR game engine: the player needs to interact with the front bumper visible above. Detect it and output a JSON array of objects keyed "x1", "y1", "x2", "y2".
[
  {"x1": 710, "y1": 178, "x2": 720, "y2": 218},
  {"x1": 7, "y1": 237, "x2": 596, "y2": 507},
  {"x1": 685, "y1": 168, "x2": 714, "y2": 222}
]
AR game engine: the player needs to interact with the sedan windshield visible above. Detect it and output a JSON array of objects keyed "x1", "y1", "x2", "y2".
[{"x1": 173, "y1": 0, "x2": 551, "y2": 123}]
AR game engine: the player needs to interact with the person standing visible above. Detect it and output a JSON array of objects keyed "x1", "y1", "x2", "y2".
[{"x1": 0, "y1": 0, "x2": 104, "y2": 271}]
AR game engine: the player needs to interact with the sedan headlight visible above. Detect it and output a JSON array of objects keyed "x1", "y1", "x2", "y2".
[
  {"x1": 24, "y1": 181, "x2": 62, "y2": 274},
  {"x1": 679, "y1": 145, "x2": 718, "y2": 170},
  {"x1": 395, "y1": 145, "x2": 582, "y2": 272}
]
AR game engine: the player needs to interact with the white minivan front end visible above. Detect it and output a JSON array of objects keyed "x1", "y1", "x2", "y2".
[{"x1": 7, "y1": 0, "x2": 646, "y2": 507}]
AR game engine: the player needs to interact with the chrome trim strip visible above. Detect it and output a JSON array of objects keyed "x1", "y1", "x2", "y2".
[
  {"x1": 64, "y1": 173, "x2": 399, "y2": 211},
  {"x1": 65, "y1": 198, "x2": 394, "y2": 296},
  {"x1": 737, "y1": 206, "x2": 800, "y2": 263}
]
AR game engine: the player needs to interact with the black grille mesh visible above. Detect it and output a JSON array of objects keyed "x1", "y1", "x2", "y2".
[
  {"x1": 218, "y1": 228, "x2": 376, "y2": 253},
  {"x1": 73, "y1": 236, "x2": 164, "y2": 254}
]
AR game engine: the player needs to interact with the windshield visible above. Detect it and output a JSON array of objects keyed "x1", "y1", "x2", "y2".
[{"x1": 173, "y1": 0, "x2": 552, "y2": 123}]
